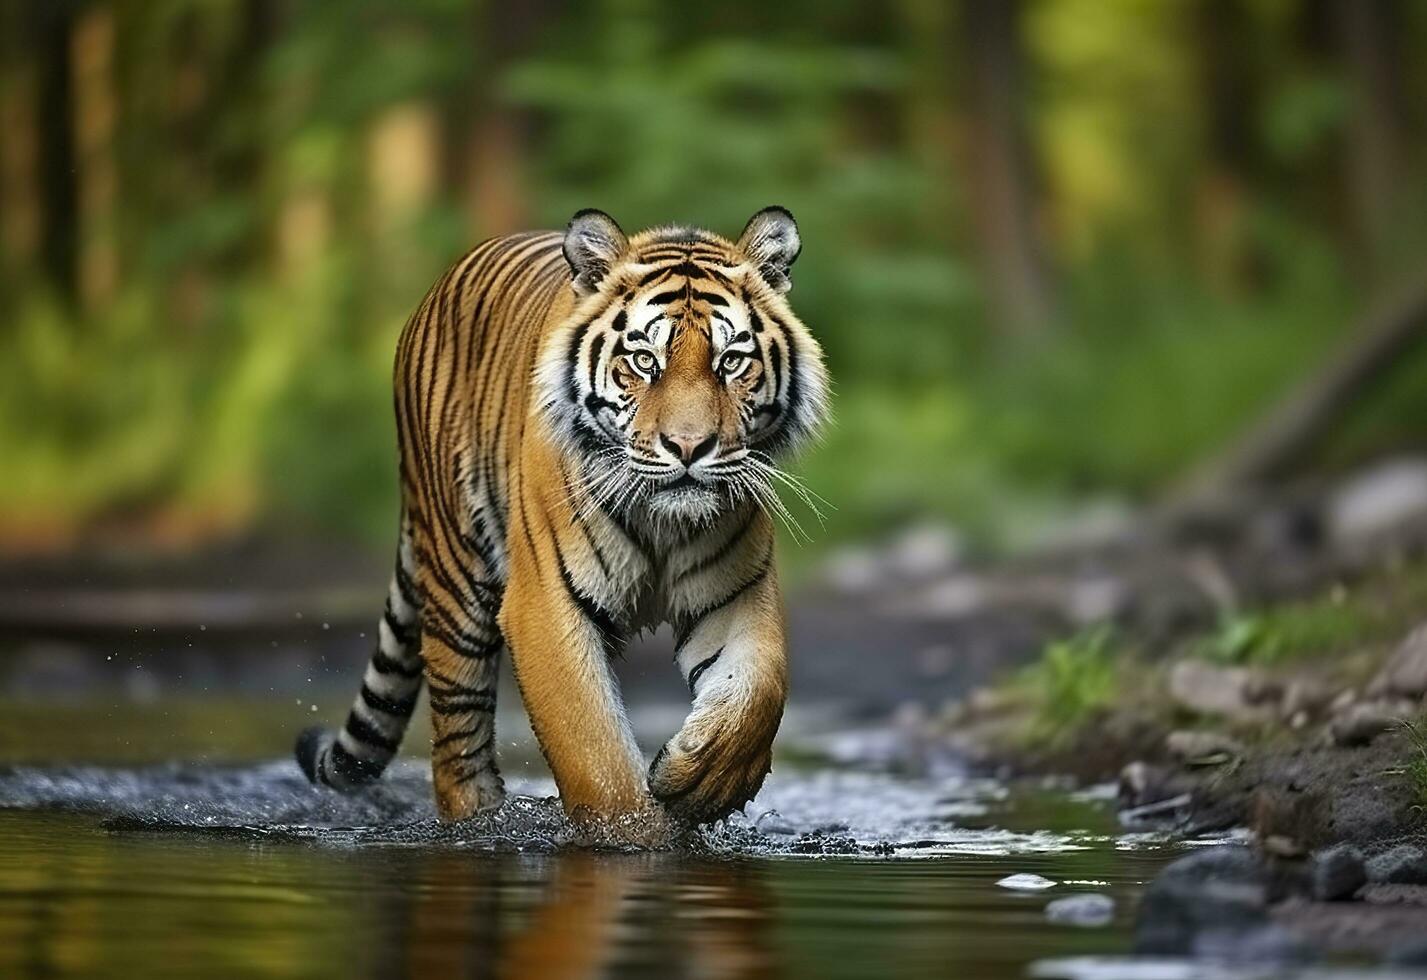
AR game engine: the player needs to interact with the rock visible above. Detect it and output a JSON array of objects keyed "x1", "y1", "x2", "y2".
[
  {"x1": 1118, "y1": 760, "x2": 1195, "y2": 814},
  {"x1": 1281, "y1": 679, "x2": 1335, "y2": 720},
  {"x1": 822, "y1": 547, "x2": 883, "y2": 594},
  {"x1": 1045, "y1": 894, "x2": 1115, "y2": 927},
  {"x1": 1166, "y1": 730, "x2": 1244, "y2": 762},
  {"x1": 1134, "y1": 847, "x2": 1271, "y2": 956},
  {"x1": 1312, "y1": 845, "x2": 1367, "y2": 901},
  {"x1": 1388, "y1": 939, "x2": 1427, "y2": 967},
  {"x1": 1369, "y1": 623, "x2": 1427, "y2": 700},
  {"x1": 1243, "y1": 675, "x2": 1286, "y2": 705},
  {"x1": 1328, "y1": 458, "x2": 1427, "y2": 544},
  {"x1": 1328, "y1": 700, "x2": 1416, "y2": 747},
  {"x1": 1191, "y1": 924, "x2": 1315, "y2": 965},
  {"x1": 1328, "y1": 688, "x2": 1358, "y2": 713},
  {"x1": 1366, "y1": 845, "x2": 1427, "y2": 885},
  {"x1": 1168, "y1": 660, "x2": 1274, "y2": 722},
  {"x1": 997, "y1": 873, "x2": 1056, "y2": 891},
  {"x1": 886, "y1": 523, "x2": 962, "y2": 578}
]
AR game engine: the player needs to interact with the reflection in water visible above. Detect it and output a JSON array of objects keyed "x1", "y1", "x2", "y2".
[
  {"x1": 0, "y1": 812, "x2": 784, "y2": 980},
  {"x1": 0, "y1": 761, "x2": 1184, "y2": 980}
]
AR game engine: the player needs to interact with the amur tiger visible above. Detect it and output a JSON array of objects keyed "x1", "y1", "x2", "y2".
[{"x1": 295, "y1": 206, "x2": 829, "y2": 826}]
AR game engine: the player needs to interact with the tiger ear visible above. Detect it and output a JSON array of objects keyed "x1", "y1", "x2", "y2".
[
  {"x1": 737, "y1": 206, "x2": 801, "y2": 293},
  {"x1": 563, "y1": 209, "x2": 628, "y2": 295}
]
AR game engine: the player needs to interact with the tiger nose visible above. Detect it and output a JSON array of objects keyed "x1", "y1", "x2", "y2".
[{"x1": 660, "y1": 432, "x2": 718, "y2": 465}]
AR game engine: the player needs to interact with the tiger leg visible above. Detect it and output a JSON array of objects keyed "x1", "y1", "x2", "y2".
[
  {"x1": 499, "y1": 530, "x2": 651, "y2": 819},
  {"x1": 296, "y1": 525, "x2": 424, "y2": 789},
  {"x1": 650, "y1": 568, "x2": 788, "y2": 825},
  {"x1": 419, "y1": 567, "x2": 506, "y2": 822}
]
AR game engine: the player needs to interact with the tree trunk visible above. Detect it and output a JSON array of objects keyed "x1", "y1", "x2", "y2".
[
  {"x1": 0, "y1": 5, "x2": 42, "y2": 289},
  {"x1": 960, "y1": 0, "x2": 1055, "y2": 338},
  {"x1": 457, "y1": 0, "x2": 552, "y2": 238},
  {"x1": 1175, "y1": 276, "x2": 1427, "y2": 500},
  {"x1": 33, "y1": 1, "x2": 78, "y2": 301},
  {"x1": 1334, "y1": 0, "x2": 1409, "y2": 282},
  {"x1": 71, "y1": 2, "x2": 119, "y2": 312}
]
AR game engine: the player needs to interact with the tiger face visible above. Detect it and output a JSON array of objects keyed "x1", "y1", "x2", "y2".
[{"x1": 538, "y1": 207, "x2": 829, "y2": 524}]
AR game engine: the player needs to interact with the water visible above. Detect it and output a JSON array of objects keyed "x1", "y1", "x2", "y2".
[{"x1": 0, "y1": 749, "x2": 1193, "y2": 980}]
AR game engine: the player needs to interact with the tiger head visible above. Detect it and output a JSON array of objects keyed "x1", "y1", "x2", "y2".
[{"x1": 538, "y1": 207, "x2": 830, "y2": 524}]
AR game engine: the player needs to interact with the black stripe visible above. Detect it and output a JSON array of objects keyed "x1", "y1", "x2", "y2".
[
  {"x1": 432, "y1": 725, "x2": 484, "y2": 749},
  {"x1": 649, "y1": 288, "x2": 683, "y2": 305},
  {"x1": 686, "y1": 647, "x2": 723, "y2": 693},
  {"x1": 372, "y1": 647, "x2": 422, "y2": 678},
  {"x1": 383, "y1": 606, "x2": 415, "y2": 646},
  {"x1": 360, "y1": 682, "x2": 419, "y2": 718},
  {"x1": 429, "y1": 692, "x2": 497, "y2": 715},
  {"x1": 675, "y1": 546, "x2": 773, "y2": 650},
  {"x1": 674, "y1": 508, "x2": 756, "y2": 588},
  {"x1": 343, "y1": 712, "x2": 400, "y2": 753},
  {"x1": 552, "y1": 538, "x2": 625, "y2": 658},
  {"x1": 692, "y1": 289, "x2": 728, "y2": 307}
]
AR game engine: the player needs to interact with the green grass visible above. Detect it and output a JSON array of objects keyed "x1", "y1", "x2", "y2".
[
  {"x1": 1192, "y1": 564, "x2": 1427, "y2": 667},
  {"x1": 1402, "y1": 719, "x2": 1427, "y2": 814},
  {"x1": 1195, "y1": 602, "x2": 1377, "y2": 667},
  {"x1": 1013, "y1": 627, "x2": 1125, "y2": 746}
]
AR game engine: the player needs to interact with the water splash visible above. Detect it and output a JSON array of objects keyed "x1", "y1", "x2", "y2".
[{"x1": 0, "y1": 759, "x2": 1105, "y2": 857}]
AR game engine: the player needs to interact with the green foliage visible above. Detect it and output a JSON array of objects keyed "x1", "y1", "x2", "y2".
[
  {"x1": 1014, "y1": 628, "x2": 1123, "y2": 746},
  {"x1": 1196, "y1": 603, "x2": 1375, "y2": 667},
  {"x1": 4, "y1": 0, "x2": 1427, "y2": 551},
  {"x1": 1194, "y1": 565, "x2": 1427, "y2": 667}
]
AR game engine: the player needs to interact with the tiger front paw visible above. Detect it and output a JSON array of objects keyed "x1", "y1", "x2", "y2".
[{"x1": 648, "y1": 723, "x2": 774, "y2": 826}]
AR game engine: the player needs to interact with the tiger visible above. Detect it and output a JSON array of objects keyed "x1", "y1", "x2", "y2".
[{"x1": 295, "y1": 206, "x2": 829, "y2": 826}]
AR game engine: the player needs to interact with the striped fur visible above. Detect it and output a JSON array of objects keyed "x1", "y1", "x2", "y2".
[{"x1": 296, "y1": 207, "x2": 828, "y2": 825}]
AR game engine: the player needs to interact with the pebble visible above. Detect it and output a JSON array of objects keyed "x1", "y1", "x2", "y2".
[
  {"x1": 1369, "y1": 623, "x2": 1427, "y2": 699},
  {"x1": 1365, "y1": 844, "x2": 1427, "y2": 885},
  {"x1": 1312, "y1": 844, "x2": 1367, "y2": 901},
  {"x1": 1166, "y1": 730, "x2": 1244, "y2": 762},
  {"x1": 1045, "y1": 894, "x2": 1114, "y2": 927},
  {"x1": 997, "y1": 873, "x2": 1056, "y2": 891},
  {"x1": 1168, "y1": 660, "x2": 1274, "y2": 723},
  {"x1": 1328, "y1": 701, "x2": 1413, "y2": 747}
]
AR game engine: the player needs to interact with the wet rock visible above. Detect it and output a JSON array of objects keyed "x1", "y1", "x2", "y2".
[
  {"x1": 1368, "y1": 623, "x2": 1427, "y2": 700},
  {"x1": 1134, "y1": 847, "x2": 1271, "y2": 956},
  {"x1": 1328, "y1": 458, "x2": 1427, "y2": 544},
  {"x1": 1166, "y1": 730, "x2": 1244, "y2": 763},
  {"x1": 1191, "y1": 924, "x2": 1315, "y2": 965},
  {"x1": 1168, "y1": 660, "x2": 1274, "y2": 722},
  {"x1": 1388, "y1": 939, "x2": 1427, "y2": 967},
  {"x1": 1365, "y1": 845, "x2": 1427, "y2": 885},
  {"x1": 1312, "y1": 845, "x2": 1367, "y2": 901},
  {"x1": 1045, "y1": 894, "x2": 1115, "y2": 927},
  {"x1": 1329, "y1": 700, "x2": 1415, "y2": 747}
]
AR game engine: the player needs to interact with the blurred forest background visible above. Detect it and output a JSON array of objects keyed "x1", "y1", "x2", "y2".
[{"x1": 3, "y1": 0, "x2": 1427, "y2": 562}]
